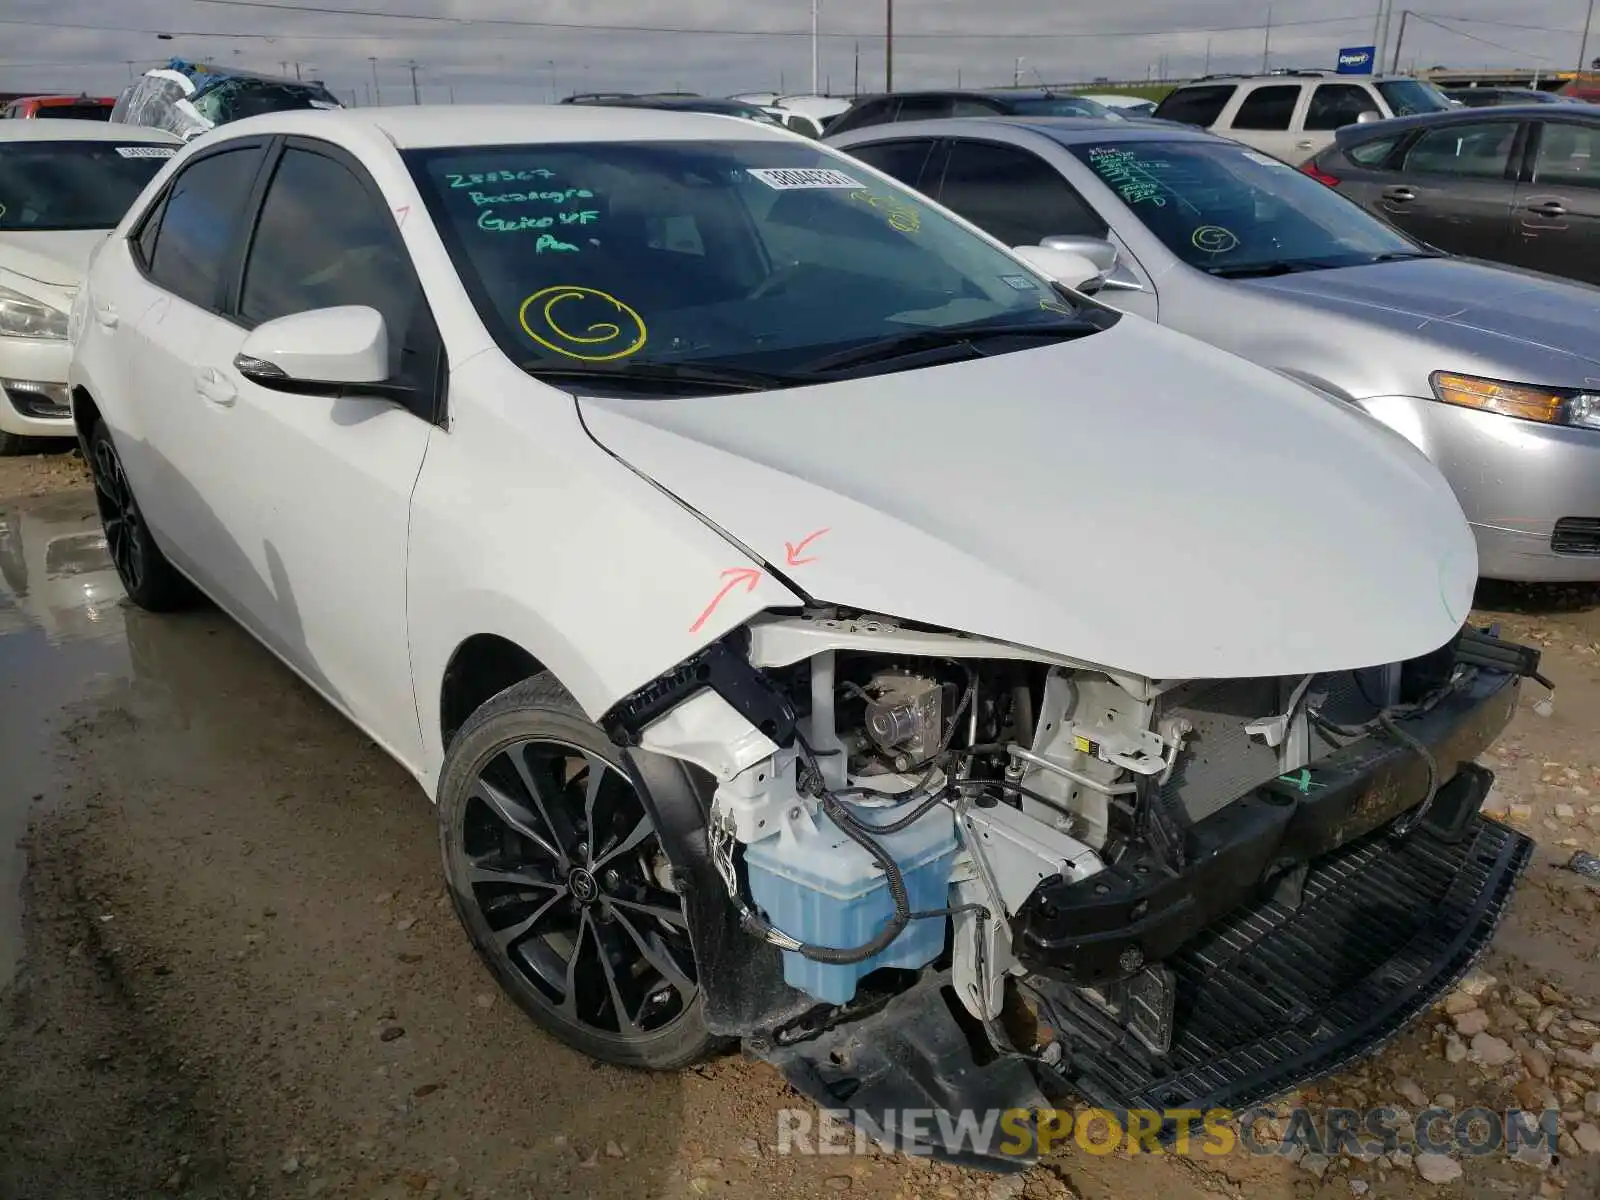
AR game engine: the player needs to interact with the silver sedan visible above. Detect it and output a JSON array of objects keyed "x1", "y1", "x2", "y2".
[{"x1": 828, "y1": 117, "x2": 1600, "y2": 582}]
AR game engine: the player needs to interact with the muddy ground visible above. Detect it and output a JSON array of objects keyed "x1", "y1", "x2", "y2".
[{"x1": 2, "y1": 449, "x2": 1600, "y2": 1200}]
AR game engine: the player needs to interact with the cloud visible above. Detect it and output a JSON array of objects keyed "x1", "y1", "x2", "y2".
[{"x1": 3, "y1": 0, "x2": 1595, "y2": 102}]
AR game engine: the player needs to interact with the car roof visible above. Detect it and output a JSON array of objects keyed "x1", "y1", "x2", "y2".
[
  {"x1": 1336, "y1": 102, "x2": 1600, "y2": 141},
  {"x1": 208, "y1": 104, "x2": 801, "y2": 150},
  {"x1": 1170, "y1": 72, "x2": 1412, "y2": 85},
  {"x1": 0, "y1": 119, "x2": 181, "y2": 144},
  {"x1": 830, "y1": 113, "x2": 1217, "y2": 146},
  {"x1": 846, "y1": 88, "x2": 1093, "y2": 105}
]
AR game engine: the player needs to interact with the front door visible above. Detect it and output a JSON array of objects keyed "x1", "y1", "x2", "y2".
[
  {"x1": 207, "y1": 138, "x2": 441, "y2": 765},
  {"x1": 1382, "y1": 118, "x2": 1522, "y2": 260},
  {"x1": 1508, "y1": 118, "x2": 1600, "y2": 285}
]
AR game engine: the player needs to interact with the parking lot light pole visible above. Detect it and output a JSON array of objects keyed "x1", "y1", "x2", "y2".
[
  {"x1": 885, "y1": 0, "x2": 894, "y2": 92},
  {"x1": 1581, "y1": 0, "x2": 1596, "y2": 77}
]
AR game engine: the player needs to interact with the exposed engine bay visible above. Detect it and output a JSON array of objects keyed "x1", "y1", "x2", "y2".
[{"x1": 604, "y1": 608, "x2": 1546, "y2": 1167}]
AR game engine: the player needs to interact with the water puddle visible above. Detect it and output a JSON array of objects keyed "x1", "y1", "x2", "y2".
[{"x1": 0, "y1": 488, "x2": 131, "y2": 988}]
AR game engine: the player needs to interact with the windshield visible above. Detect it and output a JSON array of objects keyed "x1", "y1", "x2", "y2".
[
  {"x1": 408, "y1": 140, "x2": 1106, "y2": 382},
  {"x1": 1071, "y1": 139, "x2": 1422, "y2": 274},
  {"x1": 1010, "y1": 97, "x2": 1117, "y2": 119},
  {"x1": 1376, "y1": 79, "x2": 1452, "y2": 116},
  {"x1": 192, "y1": 79, "x2": 341, "y2": 125},
  {"x1": 36, "y1": 103, "x2": 112, "y2": 121},
  {"x1": 0, "y1": 140, "x2": 172, "y2": 231}
]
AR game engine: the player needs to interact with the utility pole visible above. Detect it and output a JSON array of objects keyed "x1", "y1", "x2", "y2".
[
  {"x1": 1390, "y1": 10, "x2": 1410, "y2": 74},
  {"x1": 811, "y1": 0, "x2": 820, "y2": 95},
  {"x1": 293, "y1": 62, "x2": 303, "y2": 80},
  {"x1": 1581, "y1": 0, "x2": 1596, "y2": 77},
  {"x1": 449, "y1": 86, "x2": 456, "y2": 104},
  {"x1": 1262, "y1": 3, "x2": 1273, "y2": 73},
  {"x1": 1379, "y1": 0, "x2": 1396, "y2": 68},
  {"x1": 369, "y1": 56, "x2": 380, "y2": 105},
  {"x1": 885, "y1": 0, "x2": 894, "y2": 92},
  {"x1": 407, "y1": 60, "x2": 421, "y2": 104},
  {"x1": 854, "y1": 40, "x2": 860, "y2": 95},
  {"x1": 1013, "y1": 57, "x2": 1022, "y2": 87},
  {"x1": 1205, "y1": 39, "x2": 1212, "y2": 74}
]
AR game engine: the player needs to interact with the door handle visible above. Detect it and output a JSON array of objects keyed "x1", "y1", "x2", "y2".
[
  {"x1": 193, "y1": 369, "x2": 237, "y2": 408},
  {"x1": 92, "y1": 302, "x2": 118, "y2": 329},
  {"x1": 1296, "y1": 139, "x2": 1314, "y2": 150},
  {"x1": 1382, "y1": 187, "x2": 1417, "y2": 203},
  {"x1": 1526, "y1": 200, "x2": 1567, "y2": 218}
]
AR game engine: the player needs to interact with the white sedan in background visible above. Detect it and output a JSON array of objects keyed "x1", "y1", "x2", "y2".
[
  {"x1": 0, "y1": 120, "x2": 179, "y2": 453},
  {"x1": 67, "y1": 105, "x2": 1529, "y2": 1168}
]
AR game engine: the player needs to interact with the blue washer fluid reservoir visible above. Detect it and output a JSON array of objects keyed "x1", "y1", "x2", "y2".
[{"x1": 743, "y1": 798, "x2": 959, "y2": 1005}]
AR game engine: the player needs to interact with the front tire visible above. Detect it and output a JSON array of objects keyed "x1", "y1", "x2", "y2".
[
  {"x1": 87, "y1": 420, "x2": 194, "y2": 611},
  {"x1": 0, "y1": 429, "x2": 35, "y2": 457},
  {"x1": 438, "y1": 673, "x2": 716, "y2": 1070}
]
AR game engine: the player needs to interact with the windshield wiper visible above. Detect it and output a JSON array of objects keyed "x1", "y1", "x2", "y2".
[
  {"x1": 799, "y1": 319, "x2": 1101, "y2": 375},
  {"x1": 1370, "y1": 249, "x2": 1445, "y2": 263},
  {"x1": 521, "y1": 360, "x2": 805, "y2": 394},
  {"x1": 1204, "y1": 259, "x2": 1336, "y2": 279}
]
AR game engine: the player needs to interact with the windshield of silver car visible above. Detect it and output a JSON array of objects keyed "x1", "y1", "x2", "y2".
[
  {"x1": 1071, "y1": 139, "x2": 1428, "y2": 277},
  {"x1": 0, "y1": 141, "x2": 172, "y2": 231},
  {"x1": 407, "y1": 140, "x2": 1111, "y2": 383}
]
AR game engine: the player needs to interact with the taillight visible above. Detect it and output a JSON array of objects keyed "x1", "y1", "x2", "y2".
[{"x1": 1301, "y1": 161, "x2": 1340, "y2": 187}]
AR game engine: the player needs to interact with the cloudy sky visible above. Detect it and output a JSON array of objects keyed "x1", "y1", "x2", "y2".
[{"x1": 4, "y1": 0, "x2": 1597, "y2": 103}]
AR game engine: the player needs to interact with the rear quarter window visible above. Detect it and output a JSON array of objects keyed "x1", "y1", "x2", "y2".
[
  {"x1": 1346, "y1": 135, "x2": 1401, "y2": 167},
  {"x1": 1152, "y1": 85, "x2": 1237, "y2": 127}
]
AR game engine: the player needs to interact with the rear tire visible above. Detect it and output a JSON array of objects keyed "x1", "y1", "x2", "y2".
[
  {"x1": 438, "y1": 672, "x2": 718, "y2": 1070},
  {"x1": 0, "y1": 430, "x2": 33, "y2": 457},
  {"x1": 87, "y1": 420, "x2": 195, "y2": 611}
]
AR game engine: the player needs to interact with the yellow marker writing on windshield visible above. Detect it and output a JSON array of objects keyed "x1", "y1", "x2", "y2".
[
  {"x1": 1039, "y1": 298, "x2": 1074, "y2": 315},
  {"x1": 518, "y1": 286, "x2": 647, "y2": 362},
  {"x1": 849, "y1": 189, "x2": 921, "y2": 233}
]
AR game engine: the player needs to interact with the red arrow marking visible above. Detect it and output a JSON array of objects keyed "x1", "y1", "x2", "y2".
[
  {"x1": 784, "y1": 527, "x2": 830, "y2": 567},
  {"x1": 394, "y1": 204, "x2": 410, "y2": 225},
  {"x1": 689, "y1": 566, "x2": 763, "y2": 634}
]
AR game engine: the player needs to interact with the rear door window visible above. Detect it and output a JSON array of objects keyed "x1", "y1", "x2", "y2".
[
  {"x1": 1152, "y1": 85, "x2": 1236, "y2": 127},
  {"x1": 143, "y1": 146, "x2": 265, "y2": 311},
  {"x1": 1230, "y1": 85, "x2": 1302, "y2": 131},
  {"x1": 895, "y1": 96, "x2": 955, "y2": 122},
  {"x1": 1346, "y1": 135, "x2": 1402, "y2": 167},
  {"x1": 1532, "y1": 121, "x2": 1600, "y2": 187}
]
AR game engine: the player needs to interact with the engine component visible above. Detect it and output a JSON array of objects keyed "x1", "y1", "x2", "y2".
[
  {"x1": 863, "y1": 672, "x2": 943, "y2": 766},
  {"x1": 744, "y1": 799, "x2": 958, "y2": 1004}
]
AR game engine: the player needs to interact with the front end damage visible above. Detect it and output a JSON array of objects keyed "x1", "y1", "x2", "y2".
[{"x1": 603, "y1": 610, "x2": 1543, "y2": 1170}]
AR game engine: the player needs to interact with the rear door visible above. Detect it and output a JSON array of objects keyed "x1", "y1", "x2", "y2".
[
  {"x1": 1380, "y1": 118, "x2": 1523, "y2": 259},
  {"x1": 1508, "y1": 117, "x2": 1600, "y2": 285},
  {"x1": 115, "y1": 139, "x2": 273, "y2": 597},
  {"x1": 1219, "y1": 83, "x2": 1309, "y2": 163}
]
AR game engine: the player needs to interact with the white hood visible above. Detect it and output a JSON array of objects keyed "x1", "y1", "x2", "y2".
[
  {"x1": 0, "y1": 229, "x2": 108, "y2": 290},
  {"x1": 579, "y1": 318, "x2": 1477, "y2": 681}
]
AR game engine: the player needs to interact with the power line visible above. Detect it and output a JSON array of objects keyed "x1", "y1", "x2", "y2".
[
  {"x1": 1416, "y1": 14, "x2": 1583, "y2": 37},
  {"x1": 158, "y1": 0, "x2": 1377, "y2": 41},
  {"x1": 1410, "y1": 12, "x2": 1558, "y2": 62}
]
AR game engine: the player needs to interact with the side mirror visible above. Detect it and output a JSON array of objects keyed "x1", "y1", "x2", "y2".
[
  {"x1": 1038, "y1": 235, "x2": 1146, "y2": 293},
  {"x1": 234, "y1": 305, "x2": 398, "y2": 398},
  {"x1": 1009, "y1": 244, "x2": 1105, "y2": 293},
  {"x1": 1356, "y1": 110, "x2": 1383, "y2": 124}
]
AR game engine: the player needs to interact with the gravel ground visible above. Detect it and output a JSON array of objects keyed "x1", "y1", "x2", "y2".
[{"x1": 2, "y1": 449, "x2": 1600, "y2": 1200}]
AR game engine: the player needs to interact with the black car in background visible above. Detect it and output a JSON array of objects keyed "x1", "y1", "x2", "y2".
[
  {"x1": 1303, "y1": 105, "x2": 1600, "y2": 286},
  {"x1": 1444, "y1": 87, "x2": 1576, "y2": 108},
  {"x1": 825, "y1": 89, "x2": 1120, "y2": 136}
]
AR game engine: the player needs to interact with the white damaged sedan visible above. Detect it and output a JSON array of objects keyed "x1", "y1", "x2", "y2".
[{"x1": 68, "y1": 106, "x2": 1542, "y2": 1167}]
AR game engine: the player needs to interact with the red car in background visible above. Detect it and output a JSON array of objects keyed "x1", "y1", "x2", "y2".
[{"x1": 0, "y1": 95, "x2": 115, "y2": 121}]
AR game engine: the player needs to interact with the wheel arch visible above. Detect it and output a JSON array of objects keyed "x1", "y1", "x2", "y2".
[
  {"x1": 438, "y1": 632, "x2": 547, "y2": 753},
  {"x1": 70, "y1": 385, "x2": 102, "y2": 457}
]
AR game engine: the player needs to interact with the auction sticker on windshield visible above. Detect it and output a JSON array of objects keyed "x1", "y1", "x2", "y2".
[
  {"x1": 747, "y1": 167, "x2": 864, "y2": 190},
  {"x1": 114, "y1": 146, "x2": 176, "y2": 159}
]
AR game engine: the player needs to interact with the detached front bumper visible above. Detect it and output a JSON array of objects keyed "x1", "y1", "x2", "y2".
[{"x1": 1014, "y1": 659, "x2": 1522, "y2": 984}]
